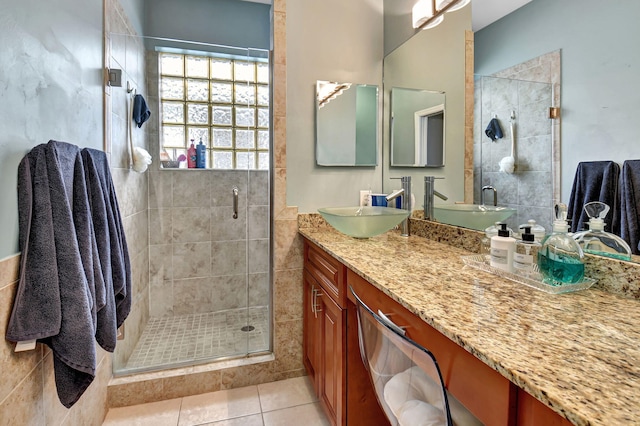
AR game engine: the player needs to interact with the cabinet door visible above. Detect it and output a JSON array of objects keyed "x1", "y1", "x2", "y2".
[
  {"x1": 517, "y1": 390, "x2": 573, "y2": 426},
  {"x1": 303, "y1": 271, "x2": 322, "y2": 393},
  {"x1": 319, "y1": 290, "x2": 345, "y2": 426}
]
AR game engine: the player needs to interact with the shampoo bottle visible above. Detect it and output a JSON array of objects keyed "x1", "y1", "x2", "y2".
[
  {"x1": 514, "y1": 225, "x2": 542, "y2": 275},
  {"x1": 196, "y1": 138, "x2": 206, "y2": 169},
  {"x1": 538, "y1": 203, "x2": 585, "y2": 285},
  {"x1": 490, "y1": 223, "x2": 516, "y2": 273},
  {"x1": 187, "y1": 139, "x2": 197, "y2": 168}
]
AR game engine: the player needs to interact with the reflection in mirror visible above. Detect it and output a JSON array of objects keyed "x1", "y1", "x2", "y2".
[
  {"x1": 390, "y1": 87, "x2": 445, "y2": 167},
  {"x1": 315, "y1": 81, "x2": 378, "y2": 166}
]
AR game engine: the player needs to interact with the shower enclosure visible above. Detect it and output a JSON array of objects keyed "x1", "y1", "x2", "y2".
[
  {"x1": 108, "y1": 33, "x2": 272, "y2": 375},
  {"x1": 473, "y1": 74, "x2": 555, "y2": 231}
]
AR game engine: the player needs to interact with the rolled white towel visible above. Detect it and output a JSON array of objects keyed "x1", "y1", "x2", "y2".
[
  {"x1": 384, "y1": 367, "x2": 446, "y2": 420},
  {"x1": 384, "y1": 366, "x2": 483, "y2": 426},
  {"x1": 397, "y1": 399, "x2": 446, "y2": 426}
]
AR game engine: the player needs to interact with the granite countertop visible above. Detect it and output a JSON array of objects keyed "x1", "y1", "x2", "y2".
[{"x1": 299, "y1": 226, "x2": 640, "y2": 426}]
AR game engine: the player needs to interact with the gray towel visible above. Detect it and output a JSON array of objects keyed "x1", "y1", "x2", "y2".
[
  {"x1": 567, "y1": 161, "x2": 620, "y2": 233},
  {"x1": 485, "y1": 118, "x2": 503, "y2": 141},
  {"x1": 619, "y1": 160, "x2": 640, "y2": 255},
  {"x1": 133, "y1": 94, "x2": 151, "y2": 128},
  {"x1": 7, "y1": 140, "x2": 96, "y2": 408},
  {"x1": 82, "y1": 148, "x2": 131, "y2": 334}
]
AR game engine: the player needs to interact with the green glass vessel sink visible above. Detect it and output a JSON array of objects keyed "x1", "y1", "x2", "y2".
[
  {"x1": 318, "y1": 206, "x2": 410, "y2": 238},
  {"x1": 432, "y1": 204, "x2": 516, "y2": 231}
]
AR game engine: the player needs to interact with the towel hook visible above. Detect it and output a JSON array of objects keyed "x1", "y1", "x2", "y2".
[{"x1": 126, "y1": 81, "x2": 136, "y2": 95}]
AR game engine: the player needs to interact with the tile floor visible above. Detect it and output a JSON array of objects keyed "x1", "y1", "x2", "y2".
[
  {"x1": 125, "y1": 307, "x2": 269, "y2": 371},
  {"x1": 102, "y1": 376, "x2": 329, "y2": 426}
]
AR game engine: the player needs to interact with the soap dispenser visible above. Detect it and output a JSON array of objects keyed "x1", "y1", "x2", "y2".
[
  {"x1": 514, "y1": 226, "x2": 542, "y2": 275},
  {"x1": 196, "y1": 138, "x2": 206, "y2": 169},
  {"x1": 538, "y1": 203, "x2": 585, "y2": 285},
  {"x1": 490, "y1": 223, "x2": 516, "y2": 273},
  {"x1": 519, "y1": 219, "x2": 546, "y2": 242},
  {"x1": 573, "y1": 201, "x2": 632, "y2": 261}
]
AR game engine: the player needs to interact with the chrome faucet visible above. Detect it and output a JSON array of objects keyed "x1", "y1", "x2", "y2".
[
  {"x1": 424, "y1": 176, "x2": 448, "y2": 221},
  {"x1": 386, "y1": 176, "x2": 411, "y2": 237},
  {"x1": 481, "y1": 185, "x2": 498, "y2": 206}
]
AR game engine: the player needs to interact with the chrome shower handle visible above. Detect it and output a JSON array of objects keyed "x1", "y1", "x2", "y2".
[{"x1": 232, "y1": 186, "x2": 239, "y2": 219}]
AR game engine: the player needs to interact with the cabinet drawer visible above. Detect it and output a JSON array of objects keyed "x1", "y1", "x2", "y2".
[
  {"x1": 304, "y1": 240, "x2": 346, "y2": 307},
  {"x1": 347, "y1": 269, "x2": 517, "y2": 426}
]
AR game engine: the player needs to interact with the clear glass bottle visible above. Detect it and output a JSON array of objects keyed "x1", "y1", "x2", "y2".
[
  {"x1": 538, "y1": 203, "x2": 585, "y2": 285},
  {"x1": 514, "y1": 225, "x2": 542, "y2": 275},
  {"x1": 480, "y1": 222, "x2": 500, "y2": 259},
  {"x1": 573, "y1": 201, "x2": 632, "y2": 261}
]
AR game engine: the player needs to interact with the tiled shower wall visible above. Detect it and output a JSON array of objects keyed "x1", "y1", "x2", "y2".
[
  {"x1": 142, "y1": 47, "x2": 270, "y2": 320},
  {"x1": 106, "y1": 0, "x2": 152, "y2": 373},
  {"x1": 473, "y1": 51, "x2": 561, "y2": 231},
  {"x1": 147, "y1": 170, "x2": 270, "y2": 318}
]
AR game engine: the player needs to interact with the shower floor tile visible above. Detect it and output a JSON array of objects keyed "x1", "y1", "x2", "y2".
[{"x1": 125, "y1": 306, "x2": 269, "y2": 370}]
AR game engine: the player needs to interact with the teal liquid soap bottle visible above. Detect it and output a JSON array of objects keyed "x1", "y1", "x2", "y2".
[
  {"x1": 538, "y1": 203, "x2": 585, "y2": 285},
  {"x1": 572, "y1": 201, "x2": 632, "y2": 261}
]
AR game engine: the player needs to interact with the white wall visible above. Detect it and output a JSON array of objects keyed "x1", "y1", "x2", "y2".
[
  {"x1": 286, "y1": 0, "x2": 384, "y2": 212},
  {"x1": 475, "y1": 0, "x2": 640, "y2": 203},
  {"x1": 0, "y1": 0, "x2": 104, "y2": 259}
]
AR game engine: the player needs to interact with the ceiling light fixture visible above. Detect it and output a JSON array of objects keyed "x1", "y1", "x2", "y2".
[{"x1": 412, "y1": 0, "x2": 471, "y2": 30}]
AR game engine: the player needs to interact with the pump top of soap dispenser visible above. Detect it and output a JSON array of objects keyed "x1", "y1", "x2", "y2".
[
  {"x1": 519, "y1": 225, "x2": 535, "y2": 243},
  {"x1": 497, "y1": 223, "x2": 510, "y2": 237},
  {"x1": 519, "y1": 219, "x2": 545, "y2": 241},
  {"x1": 573, "y1": 201, "x2": 632, "y2": 260}
]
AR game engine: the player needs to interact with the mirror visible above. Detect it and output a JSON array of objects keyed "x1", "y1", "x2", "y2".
[
  {"x1": 315, "y1": 81, "x2": 378, "y2": 166},
  {"x1": 383, "y1": 1, "x2": 640, "y2": 260},
  {"x1": 382, "y1": 4, "x2": 470, "y2": 208},
  {"x1": 390, "y1": 87, "x2": 445, "y2": 167}
]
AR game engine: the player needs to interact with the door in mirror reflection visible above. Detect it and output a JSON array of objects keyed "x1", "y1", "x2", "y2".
[
  {"x1": 315, "y1": 81, "x2": 378, "y2": 166},
  {"x1": 391, "y1": 87, "x2": 445, "y2": 167}
]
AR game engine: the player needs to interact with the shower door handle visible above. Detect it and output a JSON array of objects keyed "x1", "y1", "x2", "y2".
[{"x1": 232, "y1": 186, "x2": 238, "y2": 219}]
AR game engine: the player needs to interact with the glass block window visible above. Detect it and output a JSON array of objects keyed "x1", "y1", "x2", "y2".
[{"x1": 159, "y1": 52, "x2": 270, "y2": 170}]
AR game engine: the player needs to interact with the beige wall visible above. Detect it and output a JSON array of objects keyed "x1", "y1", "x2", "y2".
[{"x1": 285, "y1": 0, "x2": 384, "y2": 212}]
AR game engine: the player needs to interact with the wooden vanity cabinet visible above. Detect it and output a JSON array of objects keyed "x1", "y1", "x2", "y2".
[
  {"x1": 303, "y1": 240, "x2": 387, "y2": 426},
  {"x1": 347, "y1": 269, "x2": 517, "y2": 425},
  {"x1": 303, "y1": 238, "x2": 572, "y2": 426}
]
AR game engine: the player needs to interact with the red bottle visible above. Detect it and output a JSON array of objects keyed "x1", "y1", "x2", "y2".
[{"x1": 187, "y1": 139, "x2": 197, "y2": 168}]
